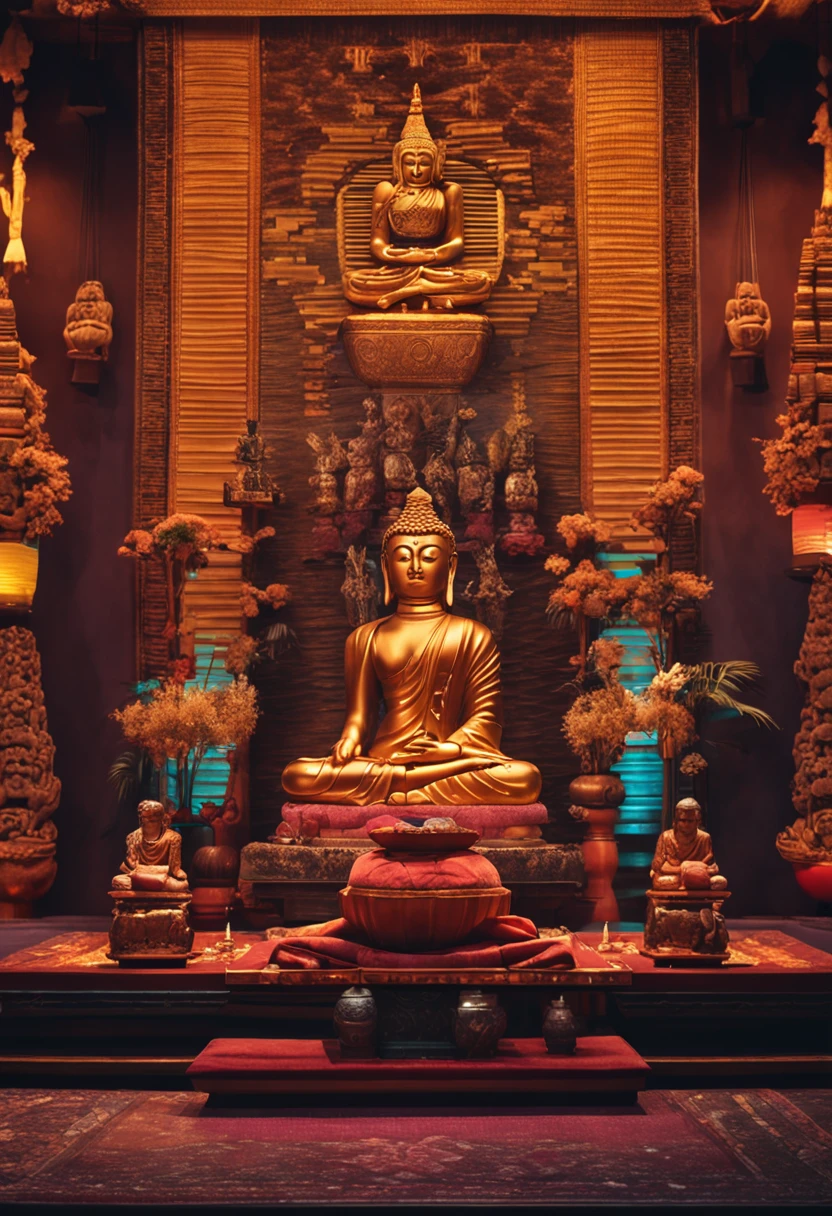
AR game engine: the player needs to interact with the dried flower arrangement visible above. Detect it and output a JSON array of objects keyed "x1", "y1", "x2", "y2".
[
  {"x1": 561, "y1": 639, "x2": 641, "y2": 773},
  {"x1": 548, "y1": 469, "x2": 775, "y2": 815},
  {"x1": 112, "y1": 675, "x2": 258, "y2": 815},
  {"x1": 758, "y1": 403, "x2": 832, "y2": 515}
]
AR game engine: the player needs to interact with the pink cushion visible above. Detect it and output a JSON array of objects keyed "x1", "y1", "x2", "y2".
[
  {"x1": 283, "y1": 803, "x2": 547, "y2": 837},
  {"x1": 348, "y1": 848, "x2": 502, "y2": 891}
]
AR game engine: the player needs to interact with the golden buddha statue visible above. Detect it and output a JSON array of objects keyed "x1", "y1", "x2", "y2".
[
  {"x1": 343, "y1": 85, "x2": 493, "y2": 311},
  {"x1": 283, "y1": 487, "x2": 540, "y2": 806}
]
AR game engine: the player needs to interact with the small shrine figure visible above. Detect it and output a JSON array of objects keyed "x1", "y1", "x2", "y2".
[
  {"x1": 461, "y1": 542, "x2": 512, "y2": 642},
  {"x1": 307, "y1": 431, "x2": 349, "y2": 515},
  {"x1": 643, "y1": 798, "x2": 730, "y2": 964},
  {"x1": 224, "y1": 419, "x2": 281, "y2": 507},
  {"x1": 455, "y1": 409, "x2": 494, "y2": 546},
  {"x1": 0, "y1": 101, "x2": 33, "y2": 275},
  {"x1": 341, "y1": 544, "x2": 381, "y2": 627},
  {"x1": 724, "y1": 281, "x2": 771, "y2": 391},
  {"x1": 343, "y1": 84, "x2": 493, "y2": 310},
  {"x1": 111, "y1": 800, "x2": 189, "y2": 893},
  {"x1": 422, "y1": 408, "x2": 460, "y2": 524},
  {"x1": 490, "y1": 381, "x2": 545, "y2": 557},
  {"x1": 63, "y1": 280, "x2": 113, "y2": 384},
  {"x1": 380, "y1": 401, "x2": 417, "y2": 517},
  {"x1": 650, "y1": 798, "x2": 728, "y2": 891},
  {"x1": 724, "y1": 282, "x2": 771, "y2": 354}
]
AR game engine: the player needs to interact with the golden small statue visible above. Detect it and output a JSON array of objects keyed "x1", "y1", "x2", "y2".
[
  {"x1": 650, "y1": 798, "x2": 727, "y2": 891},
  {"x1": 343, "y1": 84, "x2": 492, "y2": 311},
  {"x1": 283, "y1": 487, "x2": 541, "y2": 805},
  {"x1": 111, "y1": 799, "x2": 189, "y2": 893}
]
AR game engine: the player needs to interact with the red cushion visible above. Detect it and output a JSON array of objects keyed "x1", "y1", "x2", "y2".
[{"x1": 347, "y1": 848, "x2": 502, "y2": 891}]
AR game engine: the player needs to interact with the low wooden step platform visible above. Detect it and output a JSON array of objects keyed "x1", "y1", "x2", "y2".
[{"x1": 187, "y1": 1035, "x2": 648, "y2": 1098}]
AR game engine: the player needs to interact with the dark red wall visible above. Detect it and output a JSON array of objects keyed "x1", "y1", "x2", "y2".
[
  {"x1": 9, "y1": 33, "x2": 138, "y2": 915},
  {"x1": 699, "y1": 18, "x2": 821, "y2": 915}
]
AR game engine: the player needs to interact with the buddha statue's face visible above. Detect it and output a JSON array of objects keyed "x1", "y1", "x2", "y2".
[
  {"x1": 400, "y1": 147, "x2": 435, "y2": 187},
  {"x1": 673, "y1": 803, "x2": 700, "y2": 841},
  {"x1": 138, "y1": 801, "x2": 166, "y2": 841},
  {"x1": 383, "y1": 532, "x2": 456, "y2": 606}
]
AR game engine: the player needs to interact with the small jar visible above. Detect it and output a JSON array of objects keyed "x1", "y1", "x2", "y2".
[
  {"x1": 542, "y1": 995, "x2": 577, "y2": 1055},
  {"x1": 454, "y1": 988, "x2": 507, "y2": 1059},
  {"x1": 334, "y1": 986, "x2": 377, "y2": 1059}
]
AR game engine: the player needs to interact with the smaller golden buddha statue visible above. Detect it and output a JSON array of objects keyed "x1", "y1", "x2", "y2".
[
  {"x1": 111, "y1": 800, "x2": 189, "y2": 893},
  {"x1": 282, "y1": 486, "x2": 541, "y2": 806},
  {"x1": 650, "y1": 798, "x2": 727, "y2": 891},
  {"x1": 343, "y1": 84, "x2": 492, "y2": 311}
]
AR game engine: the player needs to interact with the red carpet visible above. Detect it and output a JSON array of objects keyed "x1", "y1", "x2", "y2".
[{"x1": 1, "y1": 1086, "x2": 831, "y2": 1205}]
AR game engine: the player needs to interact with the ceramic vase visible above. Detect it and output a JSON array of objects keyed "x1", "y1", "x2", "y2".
[
  {"x1": 334, "y1": 986, "x2": 378, "y2": 1059},
  {"x1": 190, "y1": 843, "x2": 239, "y2": 929},
  {"x1": 792, "y1": 862, "x2": 832, "y2": 902},
  {"x1": 453, "y1": 988, "x2": 508, "y2": 1059},
  {"x1": 542, "y1": 995, "x2": 577, "y2": 1055},
  {"x1": 570, "y1": 773, "x2": 625, "y2": 924}
]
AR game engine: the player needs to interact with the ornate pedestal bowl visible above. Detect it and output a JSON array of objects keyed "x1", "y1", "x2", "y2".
[
  {"x1": 340, "y1": 312, "x2": 492, "y2": 391},
  {"x1": 339, "y1": 826, "x2": 510, "y2": 952}
]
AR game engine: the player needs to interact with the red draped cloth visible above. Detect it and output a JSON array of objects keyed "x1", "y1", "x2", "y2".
[{"x1": 270, "y1": 915, "x2": 576, "y2": 971}]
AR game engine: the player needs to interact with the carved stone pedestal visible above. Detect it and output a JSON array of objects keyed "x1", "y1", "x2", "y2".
[
  {"x1": 341, "y1": 312, "x2": 492, "y2": 392},
  {"x1": 641, "y1": 888, "x2": 730, "y2": 966},
  {"x1": 108, "y1": 890, "x2": 194, "y2": 967}
]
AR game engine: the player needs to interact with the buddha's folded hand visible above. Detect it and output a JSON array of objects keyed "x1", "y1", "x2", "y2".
[{"x1": 389, "y1": 739, "x2": 461, "y2": 765}]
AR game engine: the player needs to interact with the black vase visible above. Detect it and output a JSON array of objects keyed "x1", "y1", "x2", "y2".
[
  {"x1": 334, "y1": 986, "x2": 377, "y2": 1059},
  {"x1": 542, "y1": 995, "x2": 577, "y2": 1055}
]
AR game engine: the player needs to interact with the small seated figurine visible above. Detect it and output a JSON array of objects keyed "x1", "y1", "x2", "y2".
[
  {"x1": 343, "y1": 85, "x2": 492, "y2": 311},
  {"x1": 111, "y1": 799, "x2": 189, "y2": 893},
  {"x1": 650, "y1": 798, "x2": 727, "y2": 891},
  {"x1": 282, "y1": 486, "x2": 541, "y2": 806}
]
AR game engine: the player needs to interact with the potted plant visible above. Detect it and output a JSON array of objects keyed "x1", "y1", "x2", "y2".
[{"x1": 561, "y1": 639, "x2": 640, "y2": 921}]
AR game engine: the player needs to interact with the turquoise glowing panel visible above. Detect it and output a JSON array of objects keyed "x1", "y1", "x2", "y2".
[
  {"x1": 166, "y1": 637, "x2": 233, "y2": 813},
  {"x1": 596, "y1": 553, "x2": 663, "y2": 854}
]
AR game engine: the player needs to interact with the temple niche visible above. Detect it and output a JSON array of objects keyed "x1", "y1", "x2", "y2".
[{"x1": 5, "y1": 4, "x2": 832, "y2": 1208}]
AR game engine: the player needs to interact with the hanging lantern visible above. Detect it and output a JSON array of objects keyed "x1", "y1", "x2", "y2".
[{"x1": 792, "y1": 502, "x2": 832, "y2": 568}]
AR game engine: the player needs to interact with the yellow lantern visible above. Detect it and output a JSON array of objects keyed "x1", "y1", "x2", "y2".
[{"x1": 0, "y1": 539, "x2": 39, "y2": 610}]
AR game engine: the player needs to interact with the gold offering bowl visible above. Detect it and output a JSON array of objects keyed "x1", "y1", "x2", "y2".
[
  {"x1": 340, "y1": 312, "x2": 492, "y2": 390},
  {"x1": 339, "y1": 884, "x2": 510, "y2": 952}
]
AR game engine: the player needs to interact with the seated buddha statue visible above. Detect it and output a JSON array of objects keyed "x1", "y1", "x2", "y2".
[
  {"x1": 650, "y1": 798, "x2": 727, "y2": 891},
  {"x1": 111, "y1": 799, "x2": 189, "y2": 893},
  {"x1": 343, "y1": 84, "x2": 493, "y2": 312},
  {"x1": 283, "y1": 487, "x2": 541, "y2": 806}
]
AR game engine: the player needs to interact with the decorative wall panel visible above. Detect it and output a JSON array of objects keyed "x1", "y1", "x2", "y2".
[
  {"x1": 135, "y1": 21, "x2": 174, "y2": 678},
  {"x1": 254, "y1": 17, "x2": 581, "y2": 831},
  {"x1": 171, "y1": 19, "x2": 260, "y2": 635},
  {"x1": 575, "y1": 21, "x2": 667, "y2": 528}
]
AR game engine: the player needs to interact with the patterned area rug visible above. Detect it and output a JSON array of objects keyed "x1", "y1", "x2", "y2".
[{"x1": 1, "y1": 1087, "x2": 831, "y2": 1206}]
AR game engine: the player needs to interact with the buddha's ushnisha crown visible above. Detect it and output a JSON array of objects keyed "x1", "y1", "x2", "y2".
[
  {"x1": 381, "y1": 487, "x2": 457, "y2": 556},
  {"x1": 397, "y1": 83, "x2": 437, "y2": 154}
]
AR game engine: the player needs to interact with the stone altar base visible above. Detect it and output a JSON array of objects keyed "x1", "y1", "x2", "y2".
[
  {"x1": 641, "y1": 888, "x2": 731, "y2": 967},
  {"x1": 240, "y1": 838, "x2": 584, "y2": 927},
  {"x1": 108, "y1": 890, "x2": 194, "y2": 966},
  {"x1": 187, "y1": 1035, "x2": 648, "y2": 1100}
]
